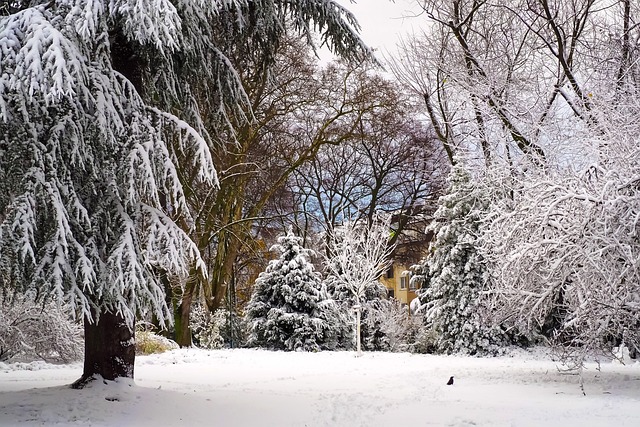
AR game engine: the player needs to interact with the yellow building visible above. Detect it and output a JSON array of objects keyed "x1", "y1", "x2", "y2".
[
  {"x1": 380, "y1": 208, "x2": 434, "y2": 306},
  {"x1": 380, "y1": 262, "x2": 420, "y2": 304}
]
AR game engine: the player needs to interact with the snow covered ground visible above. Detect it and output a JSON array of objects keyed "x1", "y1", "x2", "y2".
[{"x1": 1, "y1": 348, "x2": 640, "y2": 426}]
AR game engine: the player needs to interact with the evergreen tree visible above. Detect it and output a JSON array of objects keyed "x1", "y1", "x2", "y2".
[
  {"x1": 418, "y1": 163, "x2": 502, "y2": 355},
  {"x1": 245, "y1": 230, "x2": 336, "y2": 351},
  {"x1": 0, "y1": 0, "x2": 369, "y2": 385}
]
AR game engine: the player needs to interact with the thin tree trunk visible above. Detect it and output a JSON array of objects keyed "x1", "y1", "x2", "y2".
[
  {"x1": 72, "y1": 311, "x2": 135, "y2": 389},
  {"x1": 355, "y1": 305, "x2": 362, "y2": 356}
]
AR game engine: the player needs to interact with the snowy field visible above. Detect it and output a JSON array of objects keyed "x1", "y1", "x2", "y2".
[{"x1": 1, "y1": 348, "x2": 640, "y2": 426}]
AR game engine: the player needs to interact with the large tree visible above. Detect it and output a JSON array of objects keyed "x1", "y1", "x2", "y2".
[
  {"x1": 0, "y1": 0, "x2": 369, "y2": 385},
  {"x1": 414, "y1": 162, "x2": 503, "y2": 355},
  {"x1": 289, "y1": 62, "x2": 448, "y2": 248}
]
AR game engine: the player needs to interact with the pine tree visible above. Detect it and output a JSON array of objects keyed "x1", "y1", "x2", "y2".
[
  {"x1": 418, "y1": 163, "x2": 502, "y2": 355},
  {"x1": 0, "y1": 0, "x2": 369, "y2": 385},
  {"x1": 245, "y1": 230, "x2": 336, "y2": 351}
]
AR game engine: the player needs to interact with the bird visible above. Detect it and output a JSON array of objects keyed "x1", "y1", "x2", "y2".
[{"x1": 447, "y1": 376, "x2": 454, "y2": 385}]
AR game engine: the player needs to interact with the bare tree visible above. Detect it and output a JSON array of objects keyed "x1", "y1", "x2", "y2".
[
  {"x1": 324, "y1": 215, "x2": 396, "y2": 355},
  {"x1": 390, "y1": 0, "x2": 640, "y2": 168},
  {"x1": 291, "y1": 62, "x2": 448, "y2": 244}
]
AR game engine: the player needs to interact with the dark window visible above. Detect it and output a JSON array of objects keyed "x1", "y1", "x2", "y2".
[{"x1": 386, "y1": 265, "x2": 394, "y2": 279}]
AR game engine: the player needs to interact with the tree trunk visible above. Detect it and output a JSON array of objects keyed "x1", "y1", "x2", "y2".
[
  {"x1": 173, "y1": 273, "x2": 198, "y2": 347},
  {"x1": 173, "y1": 297, "x2": 193, "y2": 347},
  {"x1": 72, "y1": 311, "x2": 135, "y2": 389},
  {"x1": 355, "y1": 305, "x2": 362, "y2": 357}
]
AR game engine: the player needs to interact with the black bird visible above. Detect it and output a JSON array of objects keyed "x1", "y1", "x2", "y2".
[{"x1": 447, "y1": 376, "x2": 454, "y2": 385}]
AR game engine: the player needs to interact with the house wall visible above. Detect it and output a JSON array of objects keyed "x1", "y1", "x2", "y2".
[{"x1": 379, "y1": 263, "x2": 420, "y2": 305}]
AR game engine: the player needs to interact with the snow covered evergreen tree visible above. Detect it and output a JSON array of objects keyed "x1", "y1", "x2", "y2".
[
  {"x1": 417, "y1": 163, "x2": 502, "y2": 355},
  {"x1": 245, "y1": 230, "x2": 338, "y2": 351},
  {"x1": 0, "y1": 0, "x2": 369, "y2": 385}
]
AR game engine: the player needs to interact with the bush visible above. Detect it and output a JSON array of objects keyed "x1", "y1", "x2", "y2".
[
  {"x1": 190, "y1": 304, "x2": 226, "y2": 349},
  {"x1": 411, "y1": 325, "x2": 439, "y2": 354},
  {"x1": 189, "y1": 302, "x2": 248, "y2": 349},
  {"x1": 135, "y1": 330, "x2": 179, "y2": 355},
  {"x1": 0, "y1": 293, "x2": 83, "y2": 363},
  {"x1": 365, "y1": 298, "x2": 436, "y2": 353}
]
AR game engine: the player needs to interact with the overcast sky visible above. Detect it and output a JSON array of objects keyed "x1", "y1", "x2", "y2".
[{"x1": 337, "y1": 0, "x2": 422, "y2": 59}]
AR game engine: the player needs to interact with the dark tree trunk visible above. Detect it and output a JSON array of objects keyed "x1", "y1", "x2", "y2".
[
  {"x1": 71, "y1": 311, "x2": 135, "y2": 389},
  {"x1": 173, "y1": 296, "x2": 193, "y2": 348},
  {"x1": 173, "y1": 274, "x2": 198, "y2": 347}
]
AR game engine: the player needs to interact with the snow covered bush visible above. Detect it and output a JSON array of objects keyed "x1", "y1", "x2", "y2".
[
  {"x1": 483, "y1": 137, "x2": 640, "y2": 365},
  {"x1": 358, "y1": 298, "x2": 392, "y2": 352},
  {"x1": 189, "y1": 305, "x2": 246, "y2": 349},
  {"x1": 190, "y1": 304, "x2": 225, "y2": 349},
  {"x1": 0, "y1": 293, "x2": 82, "y2": 363},
  {"x1": 416, "y1": 163, "x2": 504, "y2": 355},
  {"x1": 245, "y1": 230, "x2": 339, "y2": 351},
  {"x1": 362, "y1": 298, "x2": 428, "y2": 353}
]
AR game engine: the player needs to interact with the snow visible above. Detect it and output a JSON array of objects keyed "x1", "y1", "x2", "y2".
[{"x1": 1, "y1": 348, "x2": 640, "y2": 426}]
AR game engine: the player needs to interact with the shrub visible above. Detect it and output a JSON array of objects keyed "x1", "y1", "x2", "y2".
[
  {"x1": 0, "y1": 293, "x2": 83, "y2": 363},
  {"x1": 365, "y1": 298, "x2": 436, "y2": 353},
  {"x1": 135, "y1": 330, "x2": 179, "y2": 355},
  {"x1": 190, "y1": 304, "x2": 226, "y2": 349}
]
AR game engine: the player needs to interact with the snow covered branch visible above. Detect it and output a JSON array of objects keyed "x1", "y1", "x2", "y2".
[{"x1": 323, "y1": 214, "x2": 395, "y2": 304}]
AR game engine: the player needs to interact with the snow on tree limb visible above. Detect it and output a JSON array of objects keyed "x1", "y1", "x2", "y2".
[
  {"x1": 324, "y1": 215, "x2": 395, "y2": 304},
  {"x1": 108, "y1": 0, "x2": 182, "y2": 53},
  {"x1": 0, "y1": 6, "x2": 83, "y2": 116},
  {"x1": 147, "y1": 106, "x2": 219, "y2": 187},
  {"x1": 141, "y1": 204, "x2": 208, "y2": 280}
]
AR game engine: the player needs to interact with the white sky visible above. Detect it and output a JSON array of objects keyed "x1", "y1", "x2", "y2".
[{"x1": 337, "y1": 0, "x2": 423, "y2": 59}]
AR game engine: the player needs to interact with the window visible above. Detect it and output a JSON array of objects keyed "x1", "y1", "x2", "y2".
[
  {"x1": 388, "y1": 289, "x2": 395, "y2": 299},
  {"x1": 409, "y1": 276, "x2": 417, "y2": 290},
  {"x1": 400, "y1": 276, "x2": 408, "y2": 290},
  {"x1": 386, "y1": 265, "x2": 394, "y2": 279}
]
